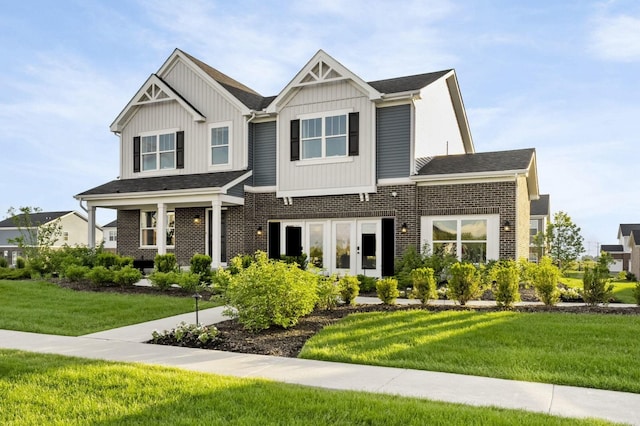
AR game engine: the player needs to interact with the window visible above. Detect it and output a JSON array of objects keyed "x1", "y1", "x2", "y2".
[
  {"x1": 140, "y1": 211, "x2": 175, "y2": 247},
  {"x1": 210, "y1": 122, "x2": 232, "y2": 168},
  {"x1": 301, "y1": 114, "x2": 347, "y2": 159},
  {"x1": 141, "y1": 132, "x2": 176, "y2": 171},
  {"x1": 308, "y1": 223, "x2": 324, "y2": 268},
  {"x1": 63, "y1": 232, "x2": 69, "y2": 241},
  {"x1": 108, "y1": 230, "x2": 117, "y2": 242},
  {"x1": 423, "y1": 215, "x2": 498, "y2": 263}
]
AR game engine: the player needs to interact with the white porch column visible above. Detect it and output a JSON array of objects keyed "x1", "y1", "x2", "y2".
[
  {"x1": 87, "y1": 204, "x2": 96, "y2": 249},
  {"x1": 211, "y1": 199, "x2": 222, "y2": 268},
  {"x1": 157, "y1": 203, "x2": 167, "y2": 255}
]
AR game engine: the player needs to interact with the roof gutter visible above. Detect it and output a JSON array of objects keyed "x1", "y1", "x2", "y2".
[
  {"x1": 411, "y1": 168, "x2": 529, "y2": 182},
  {"x1": 379, "y1": 90, "x2": 421, "y2": 101}
]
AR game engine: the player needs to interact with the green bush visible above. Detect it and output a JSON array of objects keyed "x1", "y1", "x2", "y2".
[
  {"x1": 113, "y1": 265, "x2": 142, "y2": 287},
  {"x1": 151, "y1": 321, "x2": 218, "y2": 347},
  {"x1": 86, "y1": 266, "x2": 115, "y2": 285},
  {"x1": 227, "y1": 254, "x2": 254, "y2": 274},
  {"x1": 633, "y1": 281, "x2": 640, "y2": 306},
  {"x1": 447, "y1": 262, "x2": 481, "y2": 305},
  {"x1": 394, "y1": 245, "x2": 424, "y2": 289},
  {"x1": 376, "y1": 277, "x2": 399, "y2": 305},
  {"x1": 118, "y1": 256, "x2": 134, "y2": 268},
  {"x1": 224, "y1": 252, "x2": 318, "y2": 332},
  {"x1": 338, "y1": 275, "x2": 360, "y2": 306},
  {"x1": 583, "y1": 257, "x2": 614, "y2": 305},
  {"x1": 357, "y1": 274, "x2": 378, "y2": 293},
  {"x1": 281, "y1": 253, "x2": 308, "y2": 270},
  {"x1": 627, "y1": 272, "x2": 638, "y2": 282},
  {"x1": 15, "y1": 257, "x2": 26, "y2": 269},
  {"x1": 96, "y1": 252, "x2": 120, "y2": 269},
  {"x1": 0, "y1": 257, "x2": 8, "y2": 268},
  {"x1": 154, "y1": 253, "x2": 178, "y2": 273},
  {"x1": 190, "y1": 254, "x2": 212, "y2": 284},
  {"x1": 316, "y1": 275, "x2": 340, "y2": 310},
  {"x1": 0, "y1": 267, "x2": 31, "y2": 280},
  {"x1": 491, "y1": 260, "x2": 521, "y2": 308},
  {"x1": 410, "y1": 267, "x2": 437, "y2": 304},
  {"x1": 178, "y1": 271, "x2": 201, "y2": 292},
  {"x1": 64, "y1": 265, "x2": 90, "y2": 282},
  {"x1": 210, "y1": 268, "x2": 232, "y2": 295},
  {"x1": 532, "y1": 257, "x2": 561, "y2": 306},
  {"x1": 149, "y1": 271, "x2": 179, "y2": 291}
]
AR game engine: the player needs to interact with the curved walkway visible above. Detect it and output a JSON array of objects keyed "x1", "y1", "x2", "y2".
[{"x1": 1, "y1": 300, "x2": 639, "y2": 425}]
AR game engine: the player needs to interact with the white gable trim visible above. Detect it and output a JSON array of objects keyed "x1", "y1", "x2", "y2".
[
  {"x1": 266, "y1": 50, "x2": 382, "y2": 114},
  {"x1": 110, "y1": 74, "x2": 206, "y2": 132}
]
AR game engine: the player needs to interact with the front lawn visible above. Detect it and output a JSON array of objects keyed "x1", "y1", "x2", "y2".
[
  {"x1": 560, "y1": 275, "x2": 637, "y2": 304},
  {"x1": 0, "y1": 350, "x2": 612, "y2": 425},
  {"x1": 0, "y1": 280, "x2": 217, "y2": 336},
  {"x1": 300, "y1": 309, "x2": 640, "y2": 393}
]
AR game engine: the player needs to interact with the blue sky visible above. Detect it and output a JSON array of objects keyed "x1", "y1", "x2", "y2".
[{"x1": 1, "y1": 0, "x2": 639, "y2": 255}]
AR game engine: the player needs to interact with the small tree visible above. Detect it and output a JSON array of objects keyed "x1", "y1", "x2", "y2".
[
  {"x1": 447, "y1": 262, "x2": 481, "y2": 305},
  {"x1": 491, "y1": 260, "x2": 520, "y2": 308},
  {"x1": 532, "y1": 257, "x2": 561, "y2": 306},
  {"x1": 545, "y1": 211, "x2": 584, "y2": 271},
  {"x1": 410, "y1": 267, "x2": 437, "y2": 304},
  {"x1": 582, "y1": 254, "x2": 614, "y2": 305}
]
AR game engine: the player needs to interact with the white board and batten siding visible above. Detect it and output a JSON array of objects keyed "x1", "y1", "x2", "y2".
[
  {"x1": 119, "y1": 59, "x2": 247, "y2": 180},
  {"x1": 277, "y1": 80, "x2": 375, "y2": 196}
]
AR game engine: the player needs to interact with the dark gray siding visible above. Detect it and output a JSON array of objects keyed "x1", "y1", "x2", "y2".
[
  {"x1": 376, "y1": 104, "x2": 411, "y2": 180},
  {"x1": 227, "y1": 179, "x2": 246, "y2": 198},
  {"x1": 252, "y1": 121, "x2": 276, "y2": 186}
]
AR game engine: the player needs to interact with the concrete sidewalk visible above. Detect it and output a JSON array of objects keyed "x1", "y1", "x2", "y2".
[{"x1": 3, "y1": 300, "x2": 640, "y2": 425}]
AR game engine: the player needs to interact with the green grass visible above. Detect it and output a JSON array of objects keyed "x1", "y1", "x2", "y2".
[
  {"x1": 560, "y1": 275, "x2": 638, "y2": 304},
  {"x1": 0, "y1": 280, "x2": 217, "y2": 335},
  {"x1": 0, "y1": 350, "x2": 613, "y2": 426},
  {"x1": 300, "y1": 309, "x2": 640, "y2": 393}
]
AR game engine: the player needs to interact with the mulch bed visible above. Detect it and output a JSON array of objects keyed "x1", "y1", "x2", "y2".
[{"x1": 53, "y1": 280, "x2": 640, "y2": 358}]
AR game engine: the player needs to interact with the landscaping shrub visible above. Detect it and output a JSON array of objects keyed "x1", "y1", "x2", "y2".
[
  {"x1": 447, "y1": 262, "x2": 481, "y2": 305},
  {"x1": 517, "y1": 258, "x2": 537, "y2": 288},
  {"x1": 15, "y1": 257, "x2": 25, "y2": 269},
  {"x1": 410, "y1": 267, "x2": 437, "y2": 304},
  {"x1": 634, "y1": 281, "x2": 640, "y2": 306},
  {"x1": 376, "y1": 277, "x2": 399, "y2": 305},
  {"x1": 64, "y1": 265, "x2": 90, "y2": 282},
  {"x1": 338, "y1": 275, "x2": 360, "y2": 306},
  {"x1": 0, "y1": 257, "x2": 7, "y2": 268},
  {"x1": 559, "y1": 286, "x2": 582, "y2": 302},
  {"x1": 423, "y1": 248, "x2": 458, "y2": 284},
  {"x1": 86, "y1": 266, "x2": 115, "y2": 285},
  {"x1": 210, "y1": 268, "x2": 231, "y2": 295},
  {"x1": 281, "y1": 253, "x2": 308, "y2": 270},
  {"x1": 224, "y1": 252, "x2": 319, "y2": 332},
  {"x1": 0, "y1": 267, "x2": 31, "y2": 280},
  {"x1": 227, "y1": 254, "x2": 254, "y2": 274},
  {"x1": 357, "y1": 274, "x2": 378, "y2": 293},
  {"x1": 96, "y1": 252, "x2": 120, "y2": 269},
  {"x1": 118, "y1": 256, "x2": 134, "y2": 268},
  {"x1": 178, "y1": 272, "x2": 201, "y2": 292},
  {"x1": 491, "y1": 260, "x2": 520, "y2": 308},
  {"x1": 154, "y1": 253, "x2": 178, "y2": 273},
  {"x1": 532, "y1": 257, "x2": 561, "y2": 306},
  {"x1": 627, "y1": 272, "x2": 638, "y2": 282},
  {"x1": 394, "y1": 245, "x2": 424, "y2": 289},
  {"x1": 316, "y1": 275, "x2": 340, "y2": 310},
  {"x1": 190, "y1": 254, "x2": 212, "y2": 284},
  {"x1": 113, "y1": 265, "x2": 142, "y2": 287},
  {"x1": 149, "y1": 271, "x2": 179, "y2": 290},
  {"x1": 582, "y1": 256, "x2": 614, "y2": 305},
  {"x1": 151, "y1": 321, "x2": 218, "y2": 347}
]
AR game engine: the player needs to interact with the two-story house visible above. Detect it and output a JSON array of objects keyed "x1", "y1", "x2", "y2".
[
  {"x1": 0, "y1": 210, "x2": 103, "y2": 266},
  {"x1": 529, "y1": 194, "x2": 550, "y2": 263},
  {"x1": 76, "y1": 49, "x2": 539, "y2": 277},
  {"x1": 602, "y1": 223, "x2": 640, "y2": 273}
]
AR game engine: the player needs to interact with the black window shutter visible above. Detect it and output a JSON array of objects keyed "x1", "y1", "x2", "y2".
[
  {"x1": 176, "y1": 131, "x2": 184, "y2": 169},
  {"x1": 290, "y1": 119, "x2": 300, "y2": 161},
  {"x1": 348, "y1": 112, "x2": 359, "y2": 156},
  {"x1": 133, "y1": 136, "x2": 141, "y2": 173}
]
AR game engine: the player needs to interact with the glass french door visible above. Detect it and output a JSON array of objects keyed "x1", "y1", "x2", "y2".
[{"x1": 332, "y1": 220, "x2": 380, "y2": 277}]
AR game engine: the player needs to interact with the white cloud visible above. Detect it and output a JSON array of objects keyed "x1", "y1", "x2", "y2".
[{"x1": 589, "y1": 14, "x2": 640, "y2": 61}]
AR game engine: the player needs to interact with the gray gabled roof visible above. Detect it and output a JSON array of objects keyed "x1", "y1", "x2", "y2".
[
  {"x1": 76, "y1": 170, "x2": 249, "y2": 197},
  {"x1": 0, "y1": 211, "x2": 72, "y2": 228},
  {"x1": 601, "y1": 244, "x2": 624, "y2": 252},
  {"x1": 619, "y1": 224, "x2": 640, "y2": 237},
  {"x1": 416, "y1": 148, "x2": 535, "y2": 176},
  {"x1": 103, "y1": 219, "x2": 117, "y2": 228},
  {"x1": 531, "y1": 194, "x2": 550, "y2": 216},
  {"x1": 630, "y1": 230, "x2": 640, "y2": 246},
  {"x1": 368, "y1": 70, "x2": 452, "y2": 94}
]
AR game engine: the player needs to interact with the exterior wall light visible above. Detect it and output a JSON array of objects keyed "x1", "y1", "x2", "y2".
[
  {"x1": 401, "y1": 223, "x2": 408, "y2": 234},
  {"x1": 256, "y1": 226, "x2": 263, "y2": 236},
  {"x1": 193, "y1": 215, "x2": 201, "y2": 224},
  {"x1": 503, "y1": 221, "x2": 511, "y2": 232}
]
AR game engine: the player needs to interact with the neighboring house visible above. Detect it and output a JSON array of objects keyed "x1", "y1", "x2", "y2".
[
  {"x1": 0, "y1": 211, "x2": 103, "y2": 266},
  {"x1": 75, "y1": 49, "x2": 540, "y2": 277},
  {"x1": 528, "y1": 194, "x2": 550, "y2": 263},
  {"x1": 102, "y1": 219, "x2": 117, "y2": 252},
  {"x1": 602, "y1": 223, "x2": 640, "y2": 273},
  {"x1": 629, "y1": 230, "x2": 640, "y2": 278}
]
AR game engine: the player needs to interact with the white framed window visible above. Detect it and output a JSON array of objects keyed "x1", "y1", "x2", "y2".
[
  {"x1": 209, "y1": 121, "x2": 232, "y2": 169},
  {"x1": 140, "y1": 211, "x2": 175, "y2": 247},
  {"x1": 141, "y1": 130, "x2": 177, "y2": 171},
  {"x1": 108, "y1": 230, "x2": 117, "y2": 242},
  {"x1": 300, "y1": 111, "x2": 348, "y2": 160},
  {"x1": 63, "y1": 232, "x2": 69, "y2": 241},
  {"x1": 421, "y1": 215, "x2": 499, "y2": 263}
]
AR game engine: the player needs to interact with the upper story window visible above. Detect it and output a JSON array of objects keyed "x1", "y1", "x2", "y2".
[
  {"x1": 108, "y1": 230, "x2": 117, "y2": 242},
  {"x1": 209, "y1": 122, "x2": 232, "y2": 169},
  {"x1": 291, "y1": 111, "x2": 359, "y2": 162},
  {"x1": 133, "y1": 130, "x2": 184, "y2": 173},
  {"x1": 140, "y1": 211, "x2": 175, "y2": 247}
]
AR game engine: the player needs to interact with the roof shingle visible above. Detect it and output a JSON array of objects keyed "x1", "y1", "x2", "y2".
[
  {"x1": 416, "y1": 148, "x2": 535, "y2": 176},
  {"x1": 0, "y1": 211, "x2": 72, "y2": 228}
]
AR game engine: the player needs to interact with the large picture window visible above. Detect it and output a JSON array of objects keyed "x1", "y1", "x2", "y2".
[
  {"x1": 140, "y1": 211, "x2": 175, "y2": 247},
  {"x1": 301, "y1": 114, "x2": 347, "y2": 160},
  {"x1": 423, "y1": 215, "x2": 499, "y2": 263},
  {"x1": 141, "y1": 132, "x2": 175, "y2": 171}
]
